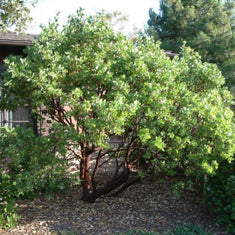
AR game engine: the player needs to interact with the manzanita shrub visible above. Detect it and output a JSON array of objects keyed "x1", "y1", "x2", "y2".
[
  {"x1": 0, "y1": 126, "x2": 72, "y2": 228},
  {"x1": 1, "y1": 9, "x2": 234, "y2": 203}
]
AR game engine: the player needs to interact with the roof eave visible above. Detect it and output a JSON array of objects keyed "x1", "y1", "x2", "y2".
[{"x1": 0, "y1": 39, "x2": 32, "y2": 46}]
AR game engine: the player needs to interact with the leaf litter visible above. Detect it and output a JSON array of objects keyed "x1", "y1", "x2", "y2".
[{"x1": 0, "y1": 176, "x2": 230, "y2": 235}]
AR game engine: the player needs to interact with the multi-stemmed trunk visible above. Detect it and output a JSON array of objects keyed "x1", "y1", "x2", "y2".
[{"x1": 78, "y1": 139, "x2": 145, "y2": 203}]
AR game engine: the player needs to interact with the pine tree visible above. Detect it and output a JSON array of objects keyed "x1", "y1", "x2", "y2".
[{"x1": 146, "y1": 0, "x2": 235, "y2": 87}]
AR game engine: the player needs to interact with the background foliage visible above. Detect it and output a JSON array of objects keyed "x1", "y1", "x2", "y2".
[{"x1": 146, "y1": 0, "x2": 235, "y2": 87}]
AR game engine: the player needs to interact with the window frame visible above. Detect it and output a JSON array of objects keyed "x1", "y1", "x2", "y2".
[{"x1": 0, "y1": 63, "x2": 33, "y2": 128}]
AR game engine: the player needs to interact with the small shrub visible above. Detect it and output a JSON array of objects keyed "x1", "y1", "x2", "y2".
[
  {"x1": 205, "y1": 159, "x2": 235, "y2": 233},
  {"x1": 0, "y1": 201, "x2": 19, "y2": 228},
  {"x1": 172, "y1": 179, "x2": 201, "y2": 198},
  {"x1": 0, "y1": 126, "x2": 72, "y2": 228}
]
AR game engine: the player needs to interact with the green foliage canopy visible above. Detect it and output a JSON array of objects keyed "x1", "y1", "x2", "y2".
[{"x1": 1, "y1": 9, "x2": 235, "y2": 201}]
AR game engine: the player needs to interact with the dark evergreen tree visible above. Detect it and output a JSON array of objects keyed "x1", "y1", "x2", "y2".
[{"x1": 146, "y1": 0, "x2": 235, "y2": 87}]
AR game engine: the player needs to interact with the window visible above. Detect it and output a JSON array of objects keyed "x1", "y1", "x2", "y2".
[{"x1": 0, "y1": 63, "x2": 33, "y2": 128}]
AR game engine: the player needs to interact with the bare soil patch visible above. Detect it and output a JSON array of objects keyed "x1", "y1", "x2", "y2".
[{"x1": 0, "y1": 176, "x2": 230, "y2": 235}]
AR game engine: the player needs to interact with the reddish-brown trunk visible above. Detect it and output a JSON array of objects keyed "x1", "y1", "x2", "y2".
[
  {"x1": 79, "y1": 140, "x2": 147, "y2": 203},
  {"x1": 80, "y1": 158, "x2": 140, "y2": 203},
  {"x1": 80, "y1": 143, "x2": 92, "y2": 201}
]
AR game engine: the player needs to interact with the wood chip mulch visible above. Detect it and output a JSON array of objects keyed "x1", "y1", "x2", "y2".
[{"x1": 0, "y1": 176, "x2": 230, "y2": 235}]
